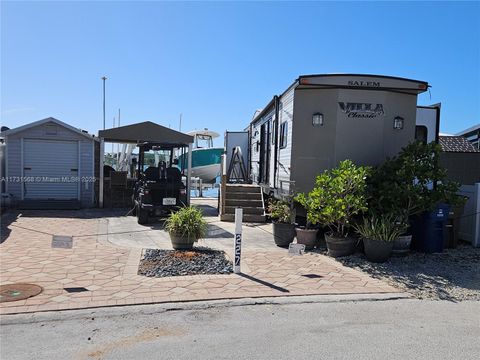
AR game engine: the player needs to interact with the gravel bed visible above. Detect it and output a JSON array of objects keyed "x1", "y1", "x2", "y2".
[
  {"x1": 138, "y1": 248, "x2": 233, "y2": 278},
  {"x1": 334, "y1": 244, "x2": 480, "y2": 301}
]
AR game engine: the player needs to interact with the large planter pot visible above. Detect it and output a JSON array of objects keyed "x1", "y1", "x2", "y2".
[
  {"x1": 363, "y1": 238, "x2": 394, "y2": 263},
  {"x1": 325, "y1": 233, "x2": 356, "y2": 257},
  {"x1": 295, "y1": 228, "x2": 318, "y2": 250},
  {"x1": 272, "y1": 222, "x2": 296, "y2": 248},
  {"x1": 392, "y1": 234, "x2": 412, "y2": 255},
  {"x1": 170, "y1": 233, "x2": 196, "y2": 250},
  {"x1": 315, "y1": 228, "x2": 327, "y2": 249}
]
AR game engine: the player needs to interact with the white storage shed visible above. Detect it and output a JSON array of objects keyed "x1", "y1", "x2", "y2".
[{"x1": 1, "y1": 117, "x2": 96, "y2": 208}]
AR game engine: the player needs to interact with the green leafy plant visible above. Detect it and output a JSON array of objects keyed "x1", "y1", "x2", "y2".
[
  {"x1": 368, "y1": 141, "x2": 465, "y2": 227},
  {"x1": 268, "y1": 199, "x2": 294, "y2": 224},
  {"x1": 354, "y1": 215, "x2": 407, "y2": 242},
  {"x1": 294, "y1": 192, "x2": 320, "y2": 229},
  {"x1": 165, "y1": 206, "x2": 208, "y2": 240},
  {"x1": 295, "y1": 160, "x2": 370, "y2": 237}
]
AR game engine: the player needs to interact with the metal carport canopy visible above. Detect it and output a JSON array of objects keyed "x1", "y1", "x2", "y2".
[
  {"x1": 97, "y1": 121, "x2": 194, "y2": 208},
  {"x1": 98, "y1": 121, "x2": 194, "y2": 145}
]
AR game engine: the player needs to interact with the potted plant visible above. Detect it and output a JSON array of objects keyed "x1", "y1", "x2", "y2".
[
  {"x1": 297, "y1": 160, "x2": 370, "y2": 257},
  {"x1": 368, "y1": 141, "x2": 464, "y2": 254},
  {"x1": 164, "y1": 206, "x2": 208, "y2": 250},
  {"x1": 268, "y1": 199, "x2": 296, "y2": 248},
  {"x1": 294, "y1": 192, "x2": 320, "y2": 250},
  {"x1": 355, "y1": 215, "x2": 407, "y2": 263}
]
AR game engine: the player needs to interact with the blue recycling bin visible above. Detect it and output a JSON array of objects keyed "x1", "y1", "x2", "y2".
[{"x1": 411, "y1": 203, "x2": 451, "y2": 253}]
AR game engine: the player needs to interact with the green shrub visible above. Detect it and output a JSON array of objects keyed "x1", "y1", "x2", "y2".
[
  {"x1": 268, "y1": 199, "x2": 294, "y2": 224},
  {"x1": 354, "y1": 215, "x2": 407, "y2": 242},
  {"x1": 165, "y1": 206, "x2": 207, "y2": 240},
  {"x1": 294, "y1": 192, "x2": 321, "y2": 229},
  {"x1": 295, "y1": 160, "x2": 370, "y2": 237},
  {"x1": 368, "y1": 141, "x2": 465, "y2": 227}
]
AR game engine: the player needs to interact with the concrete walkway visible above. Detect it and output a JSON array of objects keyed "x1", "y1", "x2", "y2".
[{"x1": 0, "y1": 199, "x2": 399, "y2": 315}]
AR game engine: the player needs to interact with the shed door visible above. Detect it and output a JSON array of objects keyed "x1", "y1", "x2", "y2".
[{"x1": 23, "y1": 139, "x2": 79, "y2": 200}]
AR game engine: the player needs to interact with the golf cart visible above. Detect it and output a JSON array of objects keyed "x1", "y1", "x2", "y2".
[{"x1": 133, "y1": 142, "x2": 189, "y2": 224}]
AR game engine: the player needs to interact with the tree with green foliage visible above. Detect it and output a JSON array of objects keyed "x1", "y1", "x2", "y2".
[
  {"x1": 295, "y1": 160, "x2": 370, "y2": 238},
  {"x1": 368, "y1": 141, "x2": 464, "y2": 227}
]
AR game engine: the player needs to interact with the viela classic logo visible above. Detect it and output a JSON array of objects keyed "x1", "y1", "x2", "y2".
[{"x1": 338, "y1": 102, "x2": 385, "y2": 118}]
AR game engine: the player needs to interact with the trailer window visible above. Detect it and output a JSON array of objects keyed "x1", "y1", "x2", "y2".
[
  {"x1": 415, "y1": 126, "x2": 428, "y2": 143},
  {"x1": 280, "y1": 122, "x2": 288, "y2": 149}
]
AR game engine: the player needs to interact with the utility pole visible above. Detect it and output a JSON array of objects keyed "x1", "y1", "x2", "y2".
[
  {"x1": 102, "y1": 76, "x2": 107, "y2": 130},
  {"x1": 112, "y1": 116, "x2": 115, "y2": 168},
  {"x1": 179, "y1": 113, "x2": 182, "y2": 132},
  {"x1": 117, "y1": 109, "x2": 121, "y2": 170}
]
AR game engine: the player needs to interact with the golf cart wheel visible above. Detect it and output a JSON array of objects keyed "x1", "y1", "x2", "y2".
[{"x1": 137, "y1": 205, "x2": 148, "y2": 224}]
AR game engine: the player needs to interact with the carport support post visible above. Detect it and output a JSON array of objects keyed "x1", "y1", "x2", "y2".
[
  {"x1": 475, "y1": 183, "x2": 480, "y2": 247},
  {"x1": 187, "y1": 143, "x2": 192, "y2": 206},
  {"x1": 99, "y1": 138, "x2": 105, "y2": 208}
]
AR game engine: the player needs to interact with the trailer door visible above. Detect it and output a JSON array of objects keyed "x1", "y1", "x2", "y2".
[{"x1": 259, "y1": 120, "x2": 270, "y2": 184}]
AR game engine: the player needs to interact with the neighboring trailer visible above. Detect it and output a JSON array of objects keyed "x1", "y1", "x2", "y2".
[
  {"x1": 1, "y1": 117, "x2": 96, "y2": 208},
  {"x1": 0, "y1": 141, "x2": 5, "y2": 193},
  {"x1": 416, "y1": 104, "x2": 440, "y2": 144},
  {"x1": 248, "y1": 74, "x2": 433, "y2": 197}
]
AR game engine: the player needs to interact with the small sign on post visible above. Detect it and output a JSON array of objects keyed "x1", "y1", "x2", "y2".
[
  {"x1": 288, "y1": 243, "x2": 305, "y2": 256},
  {"x1": 234, "y1": 208, "x2": 243, "y2": 274}
]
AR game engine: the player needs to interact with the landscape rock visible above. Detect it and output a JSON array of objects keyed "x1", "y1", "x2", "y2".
[
  {"x1": 334, "y1": 243, "x2": 480, "y2": 301},
  {"x1": 138, "y1": 248, "x2": 233, "y2": 278}
]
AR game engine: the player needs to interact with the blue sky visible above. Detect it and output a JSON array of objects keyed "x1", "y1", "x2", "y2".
[{"x1": 2, "y1": 1, "x2": 479, "y2": 145}]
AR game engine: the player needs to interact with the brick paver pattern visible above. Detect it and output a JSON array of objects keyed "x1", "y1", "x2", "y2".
[{"x1": 0, "y1": 211, "x2": 398, "y2": 314}]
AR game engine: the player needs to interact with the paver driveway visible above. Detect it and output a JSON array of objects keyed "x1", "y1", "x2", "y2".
[{"x1": 0, "y1": 200, "x2": 399, "y2": 314}]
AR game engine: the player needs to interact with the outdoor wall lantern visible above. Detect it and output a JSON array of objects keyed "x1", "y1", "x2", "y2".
[
  {"x1": 312, "y1": 112, "x2": 324, "y2": 126},
  {"x1": 393, "y1": 116, "x2": 404, "y2": 130}
]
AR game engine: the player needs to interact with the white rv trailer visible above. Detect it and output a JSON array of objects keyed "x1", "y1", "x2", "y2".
[{"x1": 244, "y1": 74, "x2": 439, "y2": 197}]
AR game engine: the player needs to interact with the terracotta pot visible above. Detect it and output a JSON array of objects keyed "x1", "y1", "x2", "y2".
[
  {"x1": 272, "y1": 222, "x2": 296, "y2": 248},
  {"x1": 392, "y1": 234, "x2": 412, "y2": 255},
  {"x1": 295, "y1": 228, "x2": 318, "y2": 250},
  {"x1": 363, "y1": 238, "x2": 394, "y2": 263},
  {"x1": 170, "y1": 233, "x2": 195, "y2": 250},
  {"x1": 325, "y1": 233, "x2": 356, "y2": 257}
]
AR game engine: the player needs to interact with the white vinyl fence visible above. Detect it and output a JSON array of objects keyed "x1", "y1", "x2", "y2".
[{"x1": 458, "y1": 183, "x2": 480, "y2": 247}]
